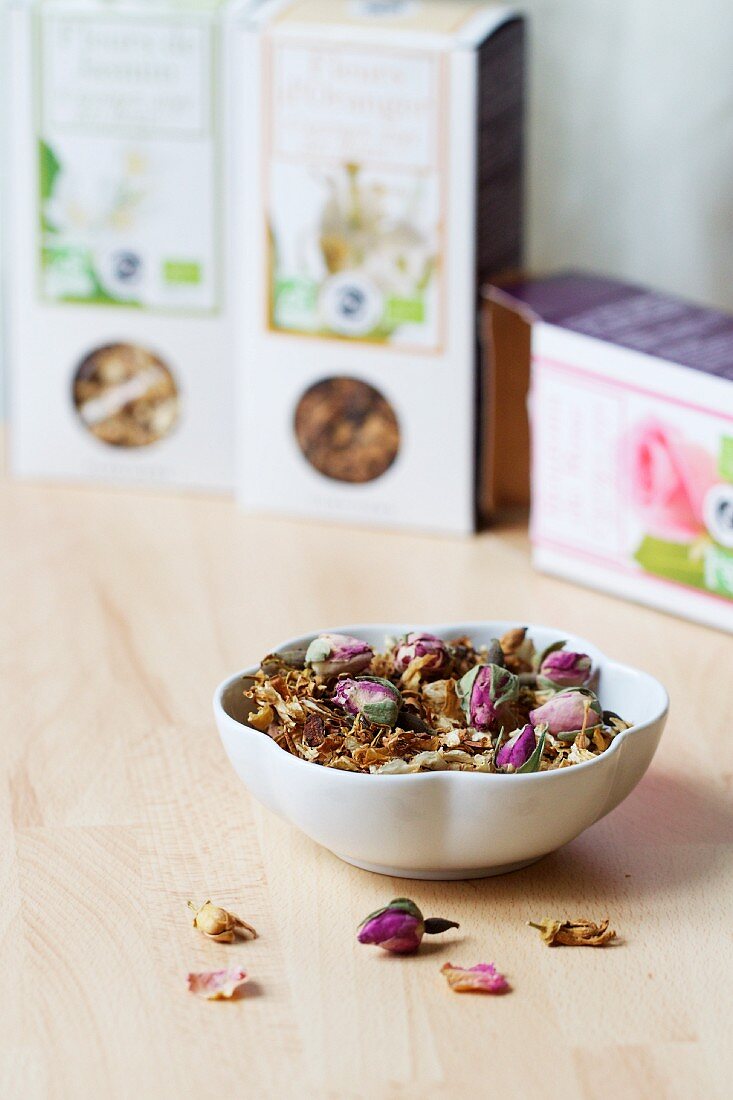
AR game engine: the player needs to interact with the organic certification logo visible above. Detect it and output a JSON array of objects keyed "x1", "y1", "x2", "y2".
[{"x1": 319, "y1": 274, "x2": 384, "y2": 337}]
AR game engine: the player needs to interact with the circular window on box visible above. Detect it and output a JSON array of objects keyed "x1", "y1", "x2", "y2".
[
  {"x1": 294, "y1": 377, "x2": 400, "y2": 484},
  {"x1": 72, "y1": 343, "x2": 180, "y2": 448}
]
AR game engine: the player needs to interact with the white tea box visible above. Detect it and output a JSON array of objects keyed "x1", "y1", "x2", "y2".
[
  {"x1": 5, "y1": 0, "x2": 246, "y2": 490},
  {"x1": 490, "y1": 273, "x2": 733, "y2": 633},
  {"x1": 229, "y1": 0, "x2": 525, "y2": 533}
]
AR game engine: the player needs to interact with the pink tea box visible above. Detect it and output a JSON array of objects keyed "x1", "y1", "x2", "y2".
[{"x1": 489, "y1": 272, "x2": 733, "y2": 633}]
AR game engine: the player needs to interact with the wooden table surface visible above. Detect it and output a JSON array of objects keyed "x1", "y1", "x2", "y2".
[{"x1": 2, "y1": 470, "x2": 732, "y2": 1100}]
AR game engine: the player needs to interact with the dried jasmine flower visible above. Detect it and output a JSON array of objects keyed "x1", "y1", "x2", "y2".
[
  {"x1": 243, "y1": 629, "x2": 628, "y2": 774},
  {"x1": 538, "y1": 647, "x2": 592, "y2": 689},
  {"x1": 567, "y1": 741, "x2": 598, "y2": 765},
  {"x1": 332, "y1": 676, "x2": 401, "y2": 727},
  {"x1": 357, "y1": 898, "x2": 459, "y2": 955},
  {"x1": 187, "y1": 967, "x2": 249, "y2": 1000},
  {"x1": 188, "y1": 900, "x2": 258, "y2": 943},
  {"x1": 529, "y1": 688, "x2": 602, "y2": 735},
  {"x1": 440, "y1": 961, "x2": 510, "y2": 994},
  {"x1": 374, "y1": 758, "x2": 415, "y2": 774},
  {"x1": 604, "y1": 710, "x2": 632, "y2": 736},
  {"x1": 247, "y1": 702, "x2": 275, "y2": 732},
  {"x1": 500, "y1": 626, "x2": 535, "y2": 673},
  {"x1": 305, "y1": 632, "x2": 374, "y2": 677},
  {"x1": 456, "y1": 664, "x2": 519, "y2": 732},
  {"x1": 421, "y1": 679, "x2": 464, "y2": 724},
  {"x1": 528, "y1": 918, "x2": 617, "y2": 947}
]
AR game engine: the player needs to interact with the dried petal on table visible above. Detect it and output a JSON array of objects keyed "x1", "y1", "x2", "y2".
[
  {"x1": 528, "y1": 918, "x2": 617, "y2": 946},
  {"x1": 188, "y1": 899, "x2": 258, "y2": 942},
  {"x1": 440, "y1": 961, "x2": 510, "y2": 994},
  {"x1": 187, "y1": 967, "x2": 249, "y2": 1000}
]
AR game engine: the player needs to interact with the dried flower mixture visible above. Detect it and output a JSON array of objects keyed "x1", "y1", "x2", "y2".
[{"x1": 243, "y1": 629, "x2": 630, "y2": 774}]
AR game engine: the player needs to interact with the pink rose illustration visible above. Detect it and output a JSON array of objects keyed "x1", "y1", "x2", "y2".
[{"x1": 628, "y1": 419, "x2": 717, "y2": 541}]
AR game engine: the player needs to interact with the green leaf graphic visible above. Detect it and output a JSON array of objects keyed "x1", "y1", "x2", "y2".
[
  {"x1": 39, "y1": 140, "x2": 61, "y2": 202},
  {"x1": 634, "y1": 536, "x2": 707, "y2": 590}
]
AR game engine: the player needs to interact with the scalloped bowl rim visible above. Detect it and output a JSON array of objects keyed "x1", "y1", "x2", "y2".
[{"x1": 214, "y1": 620, "x2": 669, "y2": 783}]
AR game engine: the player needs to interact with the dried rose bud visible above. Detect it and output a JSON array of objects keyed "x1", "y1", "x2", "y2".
[
  {"x1": 440, "y1": 961, "x2": 510, "y2": 994},
  {"x1": 495, "y1": 724, "x2": 536, "y2": 771},
  {"x1": 457, "y1": 664, "x2": 519, "y2": 732},
  {"x1": 188, "y1": 900, "x2": 258, "y2": 943},
  {"x1": 539, "y1": 649, "x2": 592, "y2": 688},
  {"x1": 528, "y1": 918, "x2": 617, "y2": 947},
  {"x1": 305, "y1": 632, "x2": 373, "y2": 677},
  {"x1": 332, "y1": 676, "x2": 401, "y2": 727},
  {"x1": 393, "y1": 632, "x2": 450, "y2": 675},
  {"x1": 357, "y1": 898, "x2": 459, "y2": 955},
  {"x1": 529, "y1": 689, "x2": 602, "y2": 735}
]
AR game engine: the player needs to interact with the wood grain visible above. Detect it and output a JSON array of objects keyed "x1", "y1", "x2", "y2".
[{"x1": 2, "y1": 465, "x2": 732, "y2": 1099}]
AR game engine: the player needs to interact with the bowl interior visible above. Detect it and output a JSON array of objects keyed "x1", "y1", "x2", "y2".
[{"x1": 222, "y1": 675, "x2": 258, "y2": 724}]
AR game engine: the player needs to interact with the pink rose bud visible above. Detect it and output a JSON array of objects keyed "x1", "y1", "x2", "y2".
[
  {"x1": 357, "y1": 898, "x2": 458, "y2": 955},
  {"x1": 457, "y1": 664, "x2": 519, "y2": 732},
  {"x1": 495, "y1": 724, "x2": 537, "y2": 770},
  {"x1": 393, "y1": 632, "x2": 450, "y2": 674},
  {"x1": 305, "y1": 632, "x2": 373, "y2": 677},
  {"x1": 332, "y1": 676, "x2": 401, "y2": 727},
  {"x1": 539, "y1": 649, "x2": 592, "y2": 688},
  {"x1": 529, "y1": 689, "x2": 602, "y2": 734}
]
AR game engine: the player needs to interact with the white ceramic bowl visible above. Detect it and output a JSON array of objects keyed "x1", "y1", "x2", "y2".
[{"x1": 214, "y1": 622, "x2": 668, "y2": 880}]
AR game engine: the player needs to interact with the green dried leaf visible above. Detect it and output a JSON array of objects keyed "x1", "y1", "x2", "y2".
[
  {"x1": 456, "y1": 665, "x2": 481, "y2": 716},
  {"x1": 535, "y1": 639, "x2": 566, "y2": 671},
  {"x1": 358, "y1": 897, "x2": 423, "y2": 929}
]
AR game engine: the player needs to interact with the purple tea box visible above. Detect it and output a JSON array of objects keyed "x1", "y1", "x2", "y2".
[{"x1": 489, "y1": 272, "x2": 733, "y2": 633}]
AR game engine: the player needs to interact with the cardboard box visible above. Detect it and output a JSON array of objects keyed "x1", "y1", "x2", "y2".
[
  {"x1": 230, "y1": 0, "x2": 525, "y2": 533},
  {"x1": 479, "y1": 273, "x2": 531, "y2": 517},
  {"x1": 4, "y1": 0, "x2": 245, "y2": 490},
  {"x1": 489, "y1": 272, "x2": 733, "y2": 632}
]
